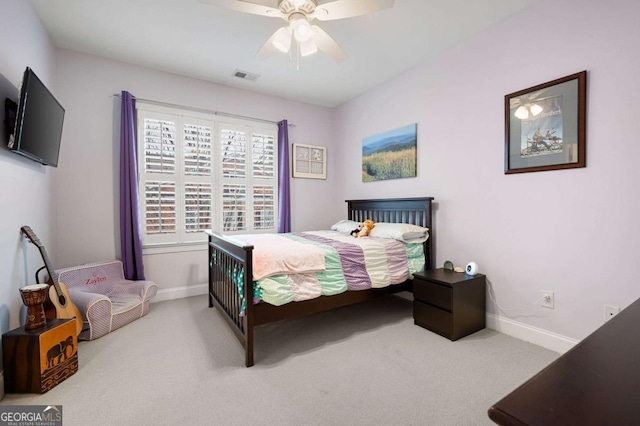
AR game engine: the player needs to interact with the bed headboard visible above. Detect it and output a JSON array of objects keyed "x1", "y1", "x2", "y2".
[{"x1": 346, "y1": 197, "x2": 434, "y2": 270}]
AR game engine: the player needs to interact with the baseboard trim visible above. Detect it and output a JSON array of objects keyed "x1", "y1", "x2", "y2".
[
  {"x1": 152, "y1": 283, "x2": 208, "y2": 303},
  {"x1": 487, "y1": 313, "x2": 579, "y2": 354},
  {"x1": 149, "y1": 287, "x2": 579, "y2": 353}
]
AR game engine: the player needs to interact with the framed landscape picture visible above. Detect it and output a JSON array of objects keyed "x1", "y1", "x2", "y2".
[{"x1": 362, "y1": 123, "x2": 417, "y2": 182}]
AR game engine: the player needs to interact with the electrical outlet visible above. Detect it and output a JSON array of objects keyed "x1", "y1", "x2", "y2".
[
  {"x1": 603, "y1": 304, "x2": 620, "y2": 322},
  {"x1": 540, "y1": 290, "x2": 554, "y2": 309}
]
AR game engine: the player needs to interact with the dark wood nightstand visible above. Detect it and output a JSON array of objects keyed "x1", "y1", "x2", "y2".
[{"x1": 413, "y1": 268, "x2": 486, "y2": 340}]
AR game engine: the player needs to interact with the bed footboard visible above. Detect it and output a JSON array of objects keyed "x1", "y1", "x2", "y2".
[{"x1": 207, "y1": 231, "x2": 255, "y2": 367}]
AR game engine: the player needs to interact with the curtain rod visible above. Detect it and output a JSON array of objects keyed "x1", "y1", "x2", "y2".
[{"x1": 112, "y1": 93, "x2": 295, "y2": 127}]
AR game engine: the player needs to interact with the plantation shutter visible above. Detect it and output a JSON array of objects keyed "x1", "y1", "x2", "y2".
[
  {"x1": 218, "y1": 123, "x2": 277, "y2": 233},
  {"x1": 251, "y1": 132, "x2": 276, "y2": 230},
  {"x1": 253, "y1": 185, "x2": 274, "y2": 229},
  {"x1": 182, "y1": 119, "x2": 213, "y2": 242},
  {"x1": 220, "y1": 125, "x2": 247, "y2": 231},
  {"x1": 139, "y1": 111, "x2": 179, "y2": 245},
  {"x1": 144, "y1": 181, "x2": 176, "y2": 234},
  {"x1": 183, "y1": 123, "x2": 212, "y2": 176},
  {"x1": 184, "y1": 183, "x2": 212, "y2": 233},
  {"x1": 137, "y1": 104, "x2": 278, "y2": 250},
  {"x1": 143, "y1": 118, "x2": 176, "y2": 174},
  {"x1": 221, "y1": 128, "x2": 247, "y2": 178},
  {"x1": 252, "y1": 133, "x2": 275, "y2": 178},
  {"x1": 222, "y1": 183, "x2": 246, "y2": 231}
]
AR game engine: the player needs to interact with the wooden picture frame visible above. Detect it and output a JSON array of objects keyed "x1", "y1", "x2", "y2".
[
  {"x1": 292, "y1": 143, "x2": 326, "y2": 179},
  {"x1": 505, "y1": 71, "x2": 587, "y2": 174}
]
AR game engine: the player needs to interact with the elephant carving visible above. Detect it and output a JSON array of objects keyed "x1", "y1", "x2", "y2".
[{"x1": 47, "y1": 336, "x2": 74, "y2": 369}]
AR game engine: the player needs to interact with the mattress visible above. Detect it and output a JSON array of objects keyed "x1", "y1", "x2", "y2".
[{"x1": 232, "y1": 230, "x2": 425, "y2": 308}]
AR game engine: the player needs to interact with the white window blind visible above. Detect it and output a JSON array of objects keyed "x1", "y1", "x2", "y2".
[
  {"x1": 185, "y1": 183, "x2": 212, "y2": 232},
  {"x1": 144, "y1": 181, "x2": 176, "y2": 234},
  {"x1": 221, "y1": 128, "x2": 247, "y2": 178},
  {"x1": 253, "y1": 185, "x2": 275, "y2": 230},
  {"x1": 183, "y1": 123, "x2": 212, "y2": 176},
  {"x1": 252, "y1": 133, "x2": 275, "y2": 178},
  {"x1": 143, "y1": 118, "x2": 176, "y2": 174},
  {"x1": 251, "y1": 133, "x2": 275, "y2": 230},
  {"x1": 136, "y1": 104, "x2": 278, "y2": 249},
  {"x1": 222, "y1": 183, "x2": 246, "y2": 232}
]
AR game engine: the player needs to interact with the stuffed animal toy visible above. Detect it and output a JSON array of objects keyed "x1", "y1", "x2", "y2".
[
  {"x1": 355, "y1": 219, "x2": 375, "y2": 238},
  {"x1": 349, "y1": 224, "x2": 362, "y2": 237}
]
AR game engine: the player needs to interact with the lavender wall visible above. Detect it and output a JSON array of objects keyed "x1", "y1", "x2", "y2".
[
  {"x1": 0, "y1": 1, "x2": 56, "y2": 333},
  {"x1": 0, "y1": 0, "x2": 57, "y2": 397},
  {"x1": 4, "y1": 0, "x2": 637, "y2": 353},
  {"x1": 52, "y1": 50, "x2": 339, "y2": 298},
  {"x1": 333, "y1": 0, "x2": 640, "y2": 345}
]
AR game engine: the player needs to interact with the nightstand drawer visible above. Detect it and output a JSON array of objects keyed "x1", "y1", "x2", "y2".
[
  {"x1": 414, "y1": 279, "x2": 452, "y2": 310},
  {"x1": 414, "y1": 300, "x2": 452, "y2": 338}
]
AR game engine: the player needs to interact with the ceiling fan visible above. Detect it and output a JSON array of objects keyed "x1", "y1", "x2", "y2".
[{"x1": 199, "y1": 0, "x2": 395, "y2": 63}]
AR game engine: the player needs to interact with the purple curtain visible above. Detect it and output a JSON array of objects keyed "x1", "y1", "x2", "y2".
[
  {"x1": 278, "y1": 120, "x2": 291, "y2": 233},
  {"x1": 119, "y1": 91, "x2": 145, "y2": 280}
]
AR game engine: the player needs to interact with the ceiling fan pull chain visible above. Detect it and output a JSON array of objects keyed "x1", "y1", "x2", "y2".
[{"x1": 296, "y1": 40, "x2": 300, "y2": 72}]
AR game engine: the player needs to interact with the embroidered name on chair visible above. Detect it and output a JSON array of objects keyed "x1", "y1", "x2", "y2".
[{"x1": 85, "y1": 276, "x2": 106, "y2": 285}]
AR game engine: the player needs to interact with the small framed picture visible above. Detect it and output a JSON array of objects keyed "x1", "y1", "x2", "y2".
[
  {"x1": 292, "y1": 144, "x2": 326, "y2": 179},
  {"x1": 505, "y1": 71, "x2": 587, "y2": 174}
]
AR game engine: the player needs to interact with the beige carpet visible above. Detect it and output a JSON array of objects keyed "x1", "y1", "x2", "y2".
[{"x1": 1, "y1": 295, "x2": 558, "y2": 425}]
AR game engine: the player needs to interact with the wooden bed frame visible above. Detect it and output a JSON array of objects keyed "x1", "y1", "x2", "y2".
[{"x1": 207, "y1": 197, "x2": 434, "y2": 367}]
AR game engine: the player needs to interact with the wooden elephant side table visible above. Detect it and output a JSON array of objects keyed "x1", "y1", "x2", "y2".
[{"x1": 3, "y1": 318, "x2": 78, "y2": 394}]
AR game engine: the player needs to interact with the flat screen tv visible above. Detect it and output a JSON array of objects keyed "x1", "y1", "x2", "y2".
[{"x1": 7, "y1": 67, "x2": 65, "y2": 167}]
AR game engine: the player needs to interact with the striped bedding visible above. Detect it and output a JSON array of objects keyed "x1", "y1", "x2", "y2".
[{"x1": 234, "y1": 230, "x2": 425, "y2": 308}]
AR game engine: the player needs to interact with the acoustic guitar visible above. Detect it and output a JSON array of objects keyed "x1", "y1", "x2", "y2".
[{"x1": 20, "y1": 226, "x2": 83, "y2": 337}]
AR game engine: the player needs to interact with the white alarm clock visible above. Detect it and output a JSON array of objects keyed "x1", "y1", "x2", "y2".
[{"x1": 465, "y1": 262, "x2": 479, "y2": 276}]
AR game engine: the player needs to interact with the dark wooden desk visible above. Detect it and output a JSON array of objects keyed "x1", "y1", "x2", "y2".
[{"x1": 488, "y1": 297, "x2": 640, "y2": 425}]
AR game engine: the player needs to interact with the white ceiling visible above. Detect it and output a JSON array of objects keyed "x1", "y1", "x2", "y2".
[{"x1": 30, "y1": 0, "x2": 536, "y2": 107}]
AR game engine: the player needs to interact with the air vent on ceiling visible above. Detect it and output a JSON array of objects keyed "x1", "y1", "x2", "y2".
[{"x1": 233, "y1": 69, "x2": 260, "y2": 82}]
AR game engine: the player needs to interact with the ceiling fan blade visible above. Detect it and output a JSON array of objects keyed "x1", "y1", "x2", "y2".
[
  {"x1": 313, "y1": 0, "x2": 394, "y2": 21},
  {"x1": 255, "y1": 27, "x2": 286, "y2": 60},
  {"x1": 198, "y1": 0, "x2": 281, "y2": 18},
  {"x1": 311, "y1": 26, "x2": 347, "y2": 63}
]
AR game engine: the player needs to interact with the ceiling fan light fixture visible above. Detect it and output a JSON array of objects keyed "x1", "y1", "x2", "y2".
[
  {"x1": 299, "y1": 38, "x2": 318, "y2": 57},
  {"x1": 272, "y1": 27, "x2": 292, "y2": 53},
  {"x1": 204, "y1": 0, "x2": 395, "y2": 64},
  {"x1": 290, "y1": 13, "x2": 312, "y2": 42}
]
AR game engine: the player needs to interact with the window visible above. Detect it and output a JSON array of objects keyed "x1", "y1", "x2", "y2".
[{"x1": 136, "y1": 103, "x2": 278, "y2": 250}]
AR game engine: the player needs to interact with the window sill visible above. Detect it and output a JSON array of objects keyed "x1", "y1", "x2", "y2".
[{"x1": 142, "y1": 242, "x2": 207, "y2": 255}]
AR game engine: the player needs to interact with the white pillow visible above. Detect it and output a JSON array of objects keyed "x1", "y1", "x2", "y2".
[
  {"x1": 330, "y1": 220, "x2": 361, "y2": 234},
  {"x1": 369, "y1": 222, "x2": 429, "y2": 243},
  {"x1": 330, "y1": 220, "x2": 429, "y2": 243}
]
